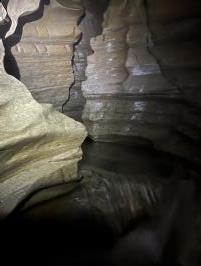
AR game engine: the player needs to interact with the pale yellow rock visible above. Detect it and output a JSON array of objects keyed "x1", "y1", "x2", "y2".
[{"x1": 0, "y1": 71, "x2": 87, "y2": 219}]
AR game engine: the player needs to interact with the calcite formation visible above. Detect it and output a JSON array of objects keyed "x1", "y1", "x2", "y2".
[
  {"x1": 0, "y1": 2, "x2": 87, "y2": 218},
  {"x1": 82, "y1": 0, "x2": 201, "y2": 163},
  {"x1": 8, "y1": 0, "x2": 82, "y2": 111}
]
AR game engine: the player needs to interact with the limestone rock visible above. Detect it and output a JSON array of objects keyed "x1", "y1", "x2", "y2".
[
  {"x1": 0, "y1": 3, "x2": 7, "y2": 22},
  {"x1": 10, "y1": 140, "x2": 193, "y2": 237},
  {"x1": 6, "y1": 0, "x2": 40, "y2": 37},
  {"x1": 63, "y1": 0, "x2": 109, "y2": 120},
  {"x1": 9, "y1": 0, "x2": 82, "y2": 111},
  {"x1": 82, "y1": 0, "x2": 201, "y2": 164},
  {"x1": 82, "y1": 0, "x2": 129, "y2": 129},
  {"x1": 0, "y1": 70, "x2": 87, "y2": 219}
]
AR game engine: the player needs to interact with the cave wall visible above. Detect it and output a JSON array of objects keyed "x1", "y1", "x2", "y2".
[
  {"x1": 82, "y1": 0, "x2": 201, "y2": 163},
  {"x1": 8, "y1": 0, "x2": 82, "y2": 112},
  {"x1": 2, "y1": 0, "x2": 201, "y2": 164},
  {"x1": 0, "y1": 0, "x2": 87, "y2": 219},
  {"x1": 63, "y1": 0, "x2": 109, "y2": 120}
]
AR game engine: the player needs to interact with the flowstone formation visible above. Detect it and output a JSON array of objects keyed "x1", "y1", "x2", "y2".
[
  {"x1": 0, "y1": 1, "x2": 87, "y2": 219},
  {"x1": 82, "y1": 0, "x2": 201, "y2": 164}
]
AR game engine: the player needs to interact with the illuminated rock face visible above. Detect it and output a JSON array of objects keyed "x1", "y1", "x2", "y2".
[
  {"x1": 0, "y1": 2, "x2": 87, "y2": 218},
  {"x1": 0, "y1": 70, "x2": 87, "y2": 218},
  {"x1": 10, "y1": 0, "x2": 82, "y2": 111},
  {"x1": 82, "y1": 0, "x2": 201, "y2": 163},
  {"x1": 5, "y1": 0, "x2": 40, "y2": 37}
]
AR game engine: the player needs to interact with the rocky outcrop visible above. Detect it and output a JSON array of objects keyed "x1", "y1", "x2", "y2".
[
  {"x1": 82, "y1": 0, "x2": 201, "y2": 164},
  {"x1": 7, "y1": 0, "x2": 82, "y2": 111}
]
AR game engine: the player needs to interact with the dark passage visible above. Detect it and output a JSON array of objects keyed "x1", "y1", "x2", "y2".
[{"x1": 0, "y1": 139, "x2": 199, "y2": 266}]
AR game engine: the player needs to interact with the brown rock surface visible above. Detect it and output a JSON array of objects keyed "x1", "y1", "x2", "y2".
[{"x1": 9, "y1": 0, "x2": 82, "y2": 111}]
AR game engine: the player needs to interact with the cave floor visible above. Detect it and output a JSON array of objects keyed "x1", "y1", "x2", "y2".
[{"x1": 1, "y1": 138, "x2": 201, "y2": 265}]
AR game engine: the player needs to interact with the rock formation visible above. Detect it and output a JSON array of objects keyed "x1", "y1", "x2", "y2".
[
  {"x1": 82, "y1": 0, "x2": 129, "y2": 137},
  {"x1": 5, "y1": 0, "x2": 40, "y2": 37},
  {"x1": 63, "y1": 0, "x2": 109, "y2": 120},
  {"x1": 82, "y1": 0, "x2": 201, "y2": 164},
  {"x1": 0, "y1": 3, "x2": 7, "y2": 22},
  {"x1": 0, "y1": 1, "x2": 201, "y2": 264},
  {"x1": 0, "y1": 1, "x2": 87, "y2": 219},
  {"x1": 146, "y1": 0, "x2": 201, "y2": 164},
  {"x1": 6, "y1": 0, "x2": 82, "y2": 112}
]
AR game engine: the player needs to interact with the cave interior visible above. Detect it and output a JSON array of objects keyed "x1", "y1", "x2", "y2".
[{"x1": 0, "y1": 0, "x2": 201, "y2": 265}]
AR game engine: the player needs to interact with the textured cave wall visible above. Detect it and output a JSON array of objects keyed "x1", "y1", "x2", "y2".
[
  {"x1": 82, "y1": 0, "x2": 129, "y2": 130},
  {"x1": 63, "y1": 0, "x2": 109, "y2": 120},
  {"x1": 82, "y1": 0, "x2": 201, "y2": 164},
  {"x1": 2, "y1": 0, "x2": 201, "y2": 164},
  {"x1": 0, "y1": 1, "x2": 87, "y2": 219},
  {"x1": 5, "y1": 0, "x2": 83, "y2": 112}
]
